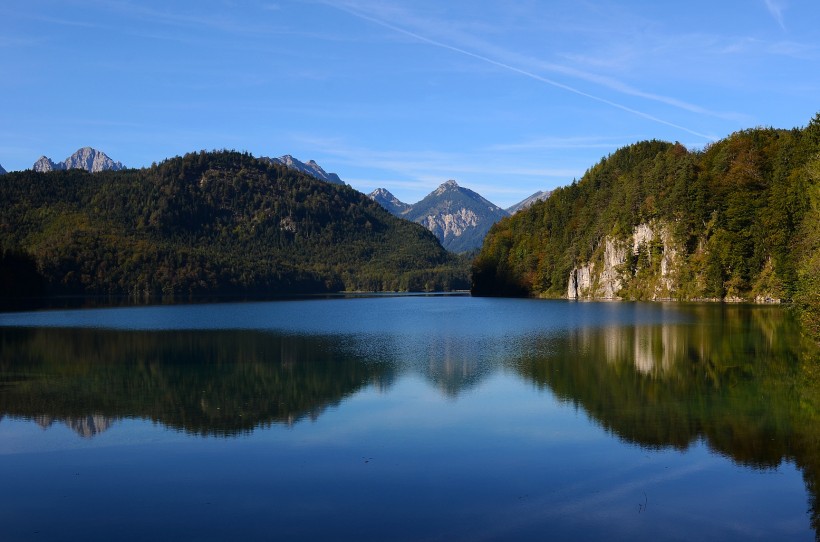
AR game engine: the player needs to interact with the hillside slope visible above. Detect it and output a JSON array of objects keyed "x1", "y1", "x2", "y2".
[
  {"x1": 0, "y1": 150, "x2": 468, "y2": 301},
  {"x1": 472, "y1": 116, "x2": 820, "y2": 328}
]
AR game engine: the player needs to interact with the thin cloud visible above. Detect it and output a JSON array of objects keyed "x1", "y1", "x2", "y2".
[
  {"x1": 8, "y1": 13, "x2": 105, "y2": 29},
  {"x1": 764, "y1": 0, "x2": 787, "y2": 30},
  {"x1": 487, "y1": 136, "x2": 643, "y2": 153},
  {"x1": 290, "y1": 134, "x2": 581, "y2": 206},
  {"x1": 328, "y1": 2, "x2": 717, "y2": 141},
  {"x1": 296, "y1": 135, "x2": 579, "y2": 180},
  {"x1": 97, "y1": 0, "x2": 287, "y2": 37}
]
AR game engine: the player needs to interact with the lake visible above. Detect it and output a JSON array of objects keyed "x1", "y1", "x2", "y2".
[{"x1": 1, "y1": 295, "x2": 818, "y2": 541}]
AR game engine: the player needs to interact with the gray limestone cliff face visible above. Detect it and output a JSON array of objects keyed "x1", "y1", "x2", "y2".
[
  {"x1": 567, "y1": 237, "x2": 626, "y2": 299},
  {"x1": 633, "y1": 222, "x2": 678, "y2": 296},
  {"x1": 567, "y1": 263, "x2": 595, "y2": 299},
  {"x1": 567, "y1": 221, "x2": 679, "y2": 300},
  {"x1": 421, "y1": 208, "x2": 480, "y2": 241}
]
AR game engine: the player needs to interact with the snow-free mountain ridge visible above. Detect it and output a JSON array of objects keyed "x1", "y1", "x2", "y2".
[
  {"x1": 32, "y1": 147, "x2": 124, "y2": 173},
  {"x1": 369, "y1": 188, "x2": 411, "y2": 215},
  {"x1": 370, "y1": 180, "x2": 509, "y2": 253},
  {"x1": 507, "y1": 190, "x2": 552, "y2": 214},
  {"x1": 262, "y1": 155, "x2": 344, "y2": 185}
]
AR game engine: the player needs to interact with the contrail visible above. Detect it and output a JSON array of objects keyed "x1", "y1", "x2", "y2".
[{"x1": 332, "y1": 3, "x2": 717, "y2": 141}]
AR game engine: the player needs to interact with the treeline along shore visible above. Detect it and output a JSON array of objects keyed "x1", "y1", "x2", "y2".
[
  {"x1": 3, "y1": 116, "x2": 820, "y2": 338},
  {"x1": 472, "y1": 114, "x2": 820, "y2": 338}
]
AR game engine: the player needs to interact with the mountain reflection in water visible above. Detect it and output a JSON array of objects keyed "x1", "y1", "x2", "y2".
[
  {"x1": 0, "y1": 328, "x2": 396, "y2": 437},
  {"x1": 513, "y1": 304, "x2": 820, "y2": 536},
  {"x1": 1, "y1": 300, "x2": 819, "y2": 538},
  {"x1": 515, "y1": 305, "x2": 817, "y2": 464}
]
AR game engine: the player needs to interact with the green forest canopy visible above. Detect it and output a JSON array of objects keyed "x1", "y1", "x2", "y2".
[
  {"x1": 0, "y1": 150, "x2": 469, "y2": 302},
  {"x1": 472, "y1": 114, "x2": 820, "y2": 336}
]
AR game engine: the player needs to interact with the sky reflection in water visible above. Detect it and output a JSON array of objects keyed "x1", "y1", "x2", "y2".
[{"x1": 0, "y1": 297, "x2": 815, "y2": 541}]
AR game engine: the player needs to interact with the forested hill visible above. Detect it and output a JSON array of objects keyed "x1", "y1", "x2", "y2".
[
  {"x1": 472, "y1": 115, "x2": 820, "y2": 336},
  {"x1": 0, "y1": 150, "x2": 468, "y2": 302}
]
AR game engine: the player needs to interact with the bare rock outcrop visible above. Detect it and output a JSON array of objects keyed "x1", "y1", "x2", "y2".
[
  {"x1": 32, "y1": 147, "x2": 123, "y2": 173},
  {"x1": 568, "y1": 221, "x2": 680, "y2": 300}
]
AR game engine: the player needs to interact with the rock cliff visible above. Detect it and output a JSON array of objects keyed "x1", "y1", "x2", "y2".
[{"x1": 568, "y1": 221, "x2": 680, "y2": 300}]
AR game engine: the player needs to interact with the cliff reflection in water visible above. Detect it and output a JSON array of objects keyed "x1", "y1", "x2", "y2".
[
  {"x1": 0, "y1": 327, "x2": 396, "y2": 437},
  {"x1": 514, "y1": 304, "x2": 820, "y2": 533},
  {"x1": 515, "y1": 305, "x2": 815, "y2": 458}
]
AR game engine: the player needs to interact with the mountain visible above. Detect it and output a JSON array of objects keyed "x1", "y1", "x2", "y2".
[
  {"x1": 1, "y1": 150, "x2": 468, "y2": 301},
  {"x1": 402, "y1": 180, "x2": 509, "y2": 253},
  {"x1": 33, "y1": 156, "x2": 65, "y2": 172},
  {"x1": 64, "y1": 147, "x2": 124, "y2": 172},
  {"x1": 0, "y1": 164, "x2": 6, "y2": 175},
  {"x1": 368, "y1": 188, "x2": 410, "y2": 215},
  {"x1": 472, "y1": 117, "x2": 820, "y2": 336},
  {"x1": 368, "y1": 180, "x2": 509, "y2": 253},
  {"x1": 506, "y1": 190, "x2": 551, "y2": 214},
  {"x1": 263, "y1": 155, "x2": 344, "y2": 185},
  {"x1": 32, "y1": 147, "x2": 124, "y2": 173}
]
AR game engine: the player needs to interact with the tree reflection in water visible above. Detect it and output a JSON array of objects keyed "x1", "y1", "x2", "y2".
[
  {"x1": 513, "y1": 304, "x2": 820, "y2": 536},
  {"x1": 1, "y1": 303, "x2": 819, "y2": 537},
  {"x1": 0, "y1": 328, "x2": 396, "y2": 437}
]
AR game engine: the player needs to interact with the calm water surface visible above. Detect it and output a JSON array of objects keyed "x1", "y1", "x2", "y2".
[{"x1": 1, "y1": 296, "x2": 818, "y2": 541}]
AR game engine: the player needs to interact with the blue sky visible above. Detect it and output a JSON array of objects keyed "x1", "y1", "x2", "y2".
[{"x1": 2, "y1": 0, "x2": 819, "y2": 208}]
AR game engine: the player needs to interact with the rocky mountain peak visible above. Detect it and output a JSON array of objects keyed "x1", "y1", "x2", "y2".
[
  {"x1": 368, "y1": 187, "x2": 410, "y2": 215},
  {"x1": 277, "y1": 154, "x2": 297, "y2": 167},
  {"x1": 435, "y1": 179, "x2": 460, "y2": 195},
  {"x1": 0, "y1": 163, "x2": 6, "y2": 175},
  {"x1": 402, "y1": 180, "x2": 509, "y2": 252},
  {"x1": 65, "y1": 147, "x2": 124, "y2": 173},
  {"x1": 33, "y1": 156, "x2": 65, "y2": 172},
  {"x1": 370, "y1": 187, "x2": 393, "y2": 199},
  {"x1": 32, "y1": 148, "x2": 124, "y2": 173},
  {"x1": 267, "y1": 155, "x2": 344, "y2": 185}
]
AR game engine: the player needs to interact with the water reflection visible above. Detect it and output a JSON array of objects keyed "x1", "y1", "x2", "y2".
[
  {"x1": 0, "y1": 328, "x2": 395, "y2": 437},
  {"x1": 514, "y1": 305, "x2": 814, "y2": 461},
  {"x1": 2, "y1": 301, "x2": 819, "y2": 538},
  {"x1": 34, "y1": 414, "x2": 117, "y2": 438},
  {"x1": 513, "y1": 304, "x2": 820, "y2": 534}
]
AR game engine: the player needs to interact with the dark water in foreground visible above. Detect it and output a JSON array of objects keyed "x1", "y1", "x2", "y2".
[{"x1": 1, "y1": 296, "x2": 819, "y2": 541}]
